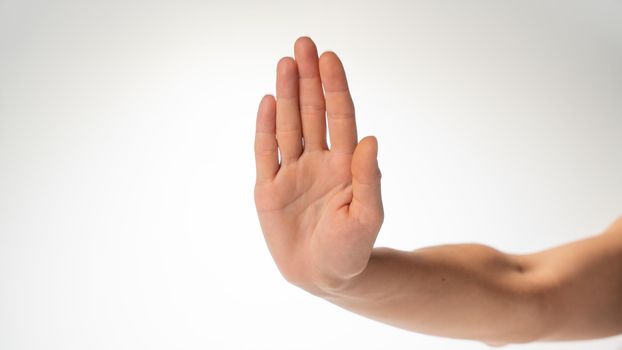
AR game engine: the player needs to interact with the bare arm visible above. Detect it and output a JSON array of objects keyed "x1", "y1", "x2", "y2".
[
  {"x1": 322, "y1": 217, "x2": 622, "y2": 345},
  {"x1": 253, "y1": 36, "x2": 622, "y2": 346}
]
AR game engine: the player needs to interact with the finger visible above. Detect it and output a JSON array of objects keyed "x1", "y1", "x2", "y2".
[
  {"x1": 276, "y1": 57, "x2": 303, "y2": 164},
  {"x1": 294, "y1": 37, "x2": 327, "y2": 151},
  {"x1": 255, "y1": 95, "x2": 279, "y2": 183},
  {"x1": 319, "y1": 51, "x2": 357, "y2": 154},
  {"x1": 350, "y1": 136, "x2": 383, "y2": 228}
]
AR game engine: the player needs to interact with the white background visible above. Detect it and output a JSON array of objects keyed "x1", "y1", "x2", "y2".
[{"x1": 1, "y1": 0, "x2": 621, "y2": 349}]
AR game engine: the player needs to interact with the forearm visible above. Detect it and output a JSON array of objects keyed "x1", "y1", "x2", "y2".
[
  {"x1": 317, "y1": 244, "x2": 554, "y2": 345},
  {"x1": 313, "y1": 218, "x2": 622, "y2": 345}
]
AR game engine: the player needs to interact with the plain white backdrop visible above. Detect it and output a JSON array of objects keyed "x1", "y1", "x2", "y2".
[{"x1": 1, "y1": 0, "x2": 621, "y2": 349}]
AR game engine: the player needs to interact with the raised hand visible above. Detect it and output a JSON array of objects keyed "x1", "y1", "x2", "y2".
[{"x1": 254, "y1": 37, "x2": 384, "y2": 294}]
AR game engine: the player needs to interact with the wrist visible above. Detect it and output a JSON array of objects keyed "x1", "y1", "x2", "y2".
[
  {"x1": 311, "y1": 247, "x2": 398, "y2": 300},
  {"x1": 306, "y1": 263, "x2": 363, "y2": 298}
]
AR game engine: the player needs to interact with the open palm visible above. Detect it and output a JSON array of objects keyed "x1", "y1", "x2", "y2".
[{"x1": 254, "y1": 37, "x2": 383, "y2": 293}]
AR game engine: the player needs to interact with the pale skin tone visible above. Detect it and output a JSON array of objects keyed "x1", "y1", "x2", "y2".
[{"x1": 254, "y1": 36, "x2": 622, "y2": 346}]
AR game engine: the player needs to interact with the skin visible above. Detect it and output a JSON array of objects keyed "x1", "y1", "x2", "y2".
[{"x1": 253, "y1": 36, "x2": 622, "y2": 346}]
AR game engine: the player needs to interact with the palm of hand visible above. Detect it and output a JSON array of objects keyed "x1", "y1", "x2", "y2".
[{"x1": 254, "y1": 37, "x2": 383, "y2": 292}]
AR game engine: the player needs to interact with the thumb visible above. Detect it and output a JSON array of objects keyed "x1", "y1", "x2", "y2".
[{"x1": 350, "y1": 136, "x2": 383, "y2": 227}]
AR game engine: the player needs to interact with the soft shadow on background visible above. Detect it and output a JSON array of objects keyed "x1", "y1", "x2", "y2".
[{"x1": 1, "y1": 1, "x2": 621, "y2": 349}]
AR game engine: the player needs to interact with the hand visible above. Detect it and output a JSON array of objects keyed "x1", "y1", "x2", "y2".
[{"x1": 254, "y1": 37, "x2": 384, "y2": 294}]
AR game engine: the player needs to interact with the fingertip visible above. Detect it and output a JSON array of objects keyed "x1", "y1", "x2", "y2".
[
  {"x1": 363, "y1": 135, "x2": 378, "y2": 145},
  {"x1": 350, "y1": 135, "x2": 383, "y2": 224},
  {"x1": 256, "y1": 94, "x2": 276, "y2": 132},
  {"x1": 255, "y1": 94, "x2": 279, "y2": 181},
  {"x1": 295, "y1": 36, "x2": 316, "y2": 51},
  {"x1": 319, "y1": 51, "x2": 349, "y2": 92},
  {"x1": 276, "y1": 57, "x2": 299, "y2": 99},
  {"x1": 258, "y1": 94, "x2": 276, "y2": 113},
  {"x1": 319, "y1": 50, "x2": 336, "y2": 59},
  {"x1": 277, "y1": 56, "x2": 296, "y2": 73},
  {"x1": 261, "y1": 93, "x2": 275, "y2": 103},
  {"x1": 359, "y1": 136, "x2": 378, "y2": 158},
  {"x1": 295, "y1": 37, "x2": 321, "y2": 80},
  {"x1": 294, "y1": 37, "x2": 318, "y2": 60},
  {"x1": 319, "y1": 51, "x2": 342, "y2": 67}
]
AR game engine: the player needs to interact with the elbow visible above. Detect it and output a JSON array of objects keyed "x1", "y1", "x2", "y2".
[
  {"x1": 500, "y1": 255, "x2": 565, "y2": 344},
  {"x1": 479, "y1": 253, "x2": 564, "y2": 346}
]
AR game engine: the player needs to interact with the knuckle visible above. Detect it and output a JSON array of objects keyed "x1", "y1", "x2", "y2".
[
  {"x1": 254, "y1": 142, "x2": 277, "y2": 155},
  {"x1": 299, "y1": 103, "x2": 326, "y2": 116},
  {"x1": 329, "y1": 111, "x2": 355, "y2": 120}
]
